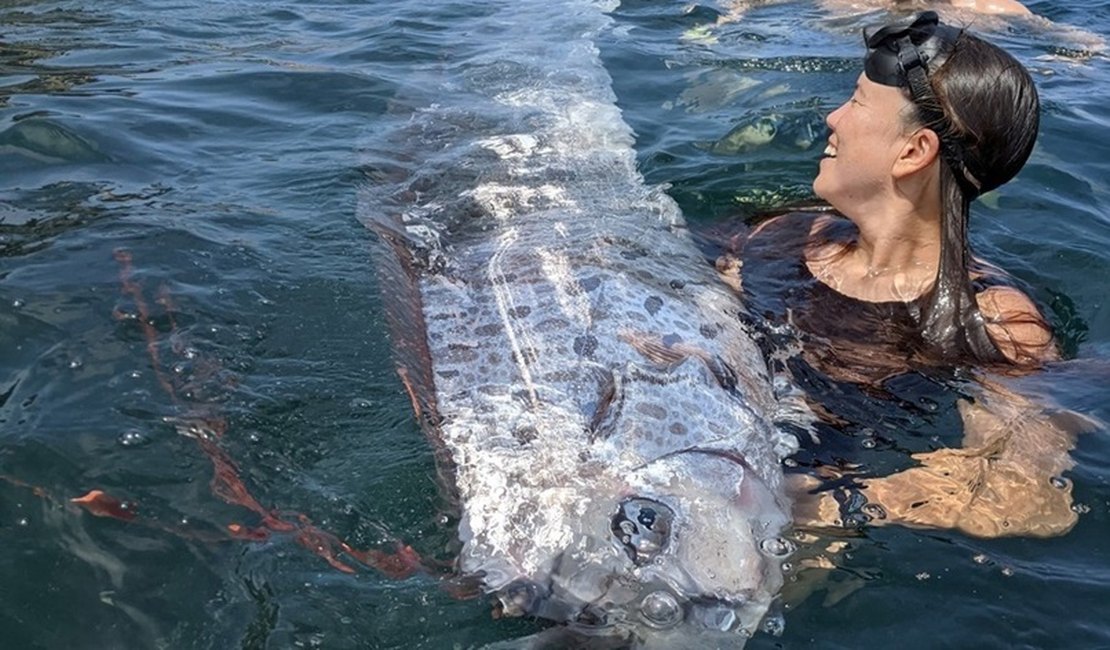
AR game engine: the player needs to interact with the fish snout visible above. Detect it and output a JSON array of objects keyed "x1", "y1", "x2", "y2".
[
  {"x1": 611, "y1": 497, "x2": 674, "y2": 566},
  {"x1": 495, "y1": 579, "x2": 548, "y2": 618}
]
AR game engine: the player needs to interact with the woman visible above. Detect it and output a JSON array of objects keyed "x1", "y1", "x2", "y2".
[{"x1": 718, "y1": 12, "x2": 1084, "y2": 537}]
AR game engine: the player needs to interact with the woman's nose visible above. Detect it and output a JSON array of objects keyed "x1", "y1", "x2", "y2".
[{"x1": 825, "y1": 102, "x2": 845, "y2": 130}]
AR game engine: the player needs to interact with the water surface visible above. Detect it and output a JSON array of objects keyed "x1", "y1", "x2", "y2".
[{"x1": 1, "y1": 0, "x2": 1108, "y2": 648}]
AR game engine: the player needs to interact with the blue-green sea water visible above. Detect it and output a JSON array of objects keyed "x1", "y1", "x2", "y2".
[{"x1": 1, "y1": 1, "x2": 1108, "y2": 648}]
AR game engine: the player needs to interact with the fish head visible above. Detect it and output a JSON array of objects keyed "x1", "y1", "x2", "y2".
[
  {"x1": 484, "y1": 349, "x2": 799, "y2": 646},
  {"x1": 492, "y1": 429, "x2": 795, "y2": 647}
]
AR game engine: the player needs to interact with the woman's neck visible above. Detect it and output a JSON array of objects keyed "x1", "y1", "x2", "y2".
[
  {"x1": 852, "y1": 206, "x2": 941, "y2": 275},
  {"x1": 807, "y1": 205, "x2": 942, "y2": 303}
]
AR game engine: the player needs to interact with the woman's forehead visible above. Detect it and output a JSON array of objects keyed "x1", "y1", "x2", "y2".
[{"x1": 856, "y1": 73, "x2": 910, "y2": 105}]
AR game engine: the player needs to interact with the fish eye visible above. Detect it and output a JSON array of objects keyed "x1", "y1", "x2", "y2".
[{"x1": 611, "y1": 498, "x2": 674, "y2": 565}]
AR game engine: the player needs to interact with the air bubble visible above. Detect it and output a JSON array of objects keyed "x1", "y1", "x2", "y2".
[
  {"x1": 1049, "y1": 476, "x2": 1069, "y2": 489},
  {"x1": 117, "y1": 430, "x2": 150, "y2": 447},
  {"x1": 762, "y1": 613, "x2": 785, "y2": 636},
  {"x1": 782, "y1": 458, "x2": 798, "y2": 468},
  {"x1": 640, "y1": 591, "x2": 682, "y2": 629},
  {"x1": 68, "y1": 357, "x2": 84, "y2": 370},
  {"x1": 1072, "y1": 503, "x2": 1091, "y2": 514},
  {"x1": 861, "y1": 437, "x2": 877, "y2": 449},
  {"x1": 12, "y1": 298, "x2": 24, "y2": 308},
  {"x1": 350, "y1": 398, "x2": 374, "y2": 409},
  {"x1": 18, "y1": 517, "x2": 29, "y2": 526},
  {"x1": 861, "y1": 503, "x2": 887, "y2": 520},
  {"x1": 759, "y1": 536, "x2": 796, "y2": 558}
]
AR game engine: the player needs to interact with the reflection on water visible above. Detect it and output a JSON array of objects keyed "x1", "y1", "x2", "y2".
[{"x1": 0, "y1": 0, "x2": 1107, "y2": 648}]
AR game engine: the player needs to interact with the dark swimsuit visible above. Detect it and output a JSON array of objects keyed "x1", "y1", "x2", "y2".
[
  {"x1": 734, "y1": 212, "x2": 1011, "y2": 464},
  {"x1": 739, "y1": 212, "x2": 929, "y2": 385},
  {"x1": 737, "y1": 211, "x2": 1007, "y2": 385}
]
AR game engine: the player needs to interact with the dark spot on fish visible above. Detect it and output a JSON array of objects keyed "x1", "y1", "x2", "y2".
[
  {"x1": 574, "y1": 335, "x2": 598, "y2": 357},
  {"x1": 429, "y1": 311, "x2": 458, "y2": 321},
  {"x1": 447, "y1": 344, "x2": 479, "y2": 363},
  {"x1": 478, "y1": 384, "x2": 510, "y2": 397},
  {"x1": 452, "y1": 350, "x2": 480, "y2": 364},
  {"x1": 644, "y1": 295, "x2": 664, "y2": 316},
  {"x1": 635, "y1": 403, "x2": 668, "y2": 420},
  {"x1": 474, "y1": 323, "x2": 502, "y2": 337},
  {"x1": 580, "y1": 276, "x2": 601, "y2": 292},
  {"x1": 669, "y1": 279, "x2": 685, "y2": 290},
  {"x1": 513, "y1": 425, "x2": 538, "y2": 445},
  {"x1": 508, "y1": 306, "x2": 531, "y2": 318},
  {"x1": 537, "y1": 317, "x2": 569, "y2": 331},
  {"x1": 661, "y1": 333, "x2": 683, "y2": 347},
  {"x1": 668, "y1": 422, "x2": 688, "y2": 436},
  {"x1": 620, "y1": 247, "x2": 647, "y2": 260},
  {"x1": 437, "y1": 370, "x2": 460, "y2": 379},
  {"x1": 488, "y1": 352, "x2": 502, "y2": 364},
  {"x1": 699, "y1": 323, "x2": 720, "y2": 339}
]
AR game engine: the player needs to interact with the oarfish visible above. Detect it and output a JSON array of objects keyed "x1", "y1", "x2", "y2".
[{"x1": 360, "y1": 0, "x2": 802, "y2": 645}]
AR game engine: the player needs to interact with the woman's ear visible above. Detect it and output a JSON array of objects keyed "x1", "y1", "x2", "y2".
[{"x1": 893, "y1": 127, "x2": 942, "y2": 179}]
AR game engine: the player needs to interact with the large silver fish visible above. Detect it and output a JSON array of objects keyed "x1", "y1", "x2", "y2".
[{"x1": 361, "y1": 0, "x2": 802, "y2": 646}]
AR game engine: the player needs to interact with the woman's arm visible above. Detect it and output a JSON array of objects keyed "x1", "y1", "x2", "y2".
[{"x1": 791, "y1": 381, "x2": 1093, "y2": 538}]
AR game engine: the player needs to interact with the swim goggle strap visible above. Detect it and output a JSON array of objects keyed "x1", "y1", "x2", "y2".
[{"x1": 863, "y1": 12, "x2": 983, "y2": 196}]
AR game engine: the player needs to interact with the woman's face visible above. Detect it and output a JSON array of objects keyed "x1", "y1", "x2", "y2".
[{"x1": 813, "y1": 73, "x2": 917, "y2": 210}]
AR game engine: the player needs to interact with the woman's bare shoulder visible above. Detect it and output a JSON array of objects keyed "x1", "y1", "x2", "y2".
[{"x1": 976, "y1": 285, "x2": 1059, "y2": 365}]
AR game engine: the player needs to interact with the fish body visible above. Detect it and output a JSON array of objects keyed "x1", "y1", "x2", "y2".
[{"x1": 361, "y1": 0, "x2": 801, "y2": 645}]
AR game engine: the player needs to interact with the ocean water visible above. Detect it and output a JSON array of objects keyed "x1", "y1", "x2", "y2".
[{"x1": 1, "y1": 1, "x2": 1108, "y2": 648}]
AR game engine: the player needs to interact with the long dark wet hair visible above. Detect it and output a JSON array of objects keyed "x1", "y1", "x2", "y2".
[{"x1": 905, "y1": 30, "x2": 1047, "y2": 364}]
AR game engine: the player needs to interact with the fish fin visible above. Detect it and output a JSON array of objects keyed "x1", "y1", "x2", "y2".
[
  {"x1": 587, "y1": 366, "x2": 623, "y2": 442},
  {"x1": 364, "y1": 215, "x2": 458, "y2": 507},
  {"x1": 617, "y1": 328, "x2": 739, "y2": 391}
]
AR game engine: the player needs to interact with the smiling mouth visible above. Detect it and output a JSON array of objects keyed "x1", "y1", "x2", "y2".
[{"x1": 822, "y1": 143, "x2": 837, "y2": 158}]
